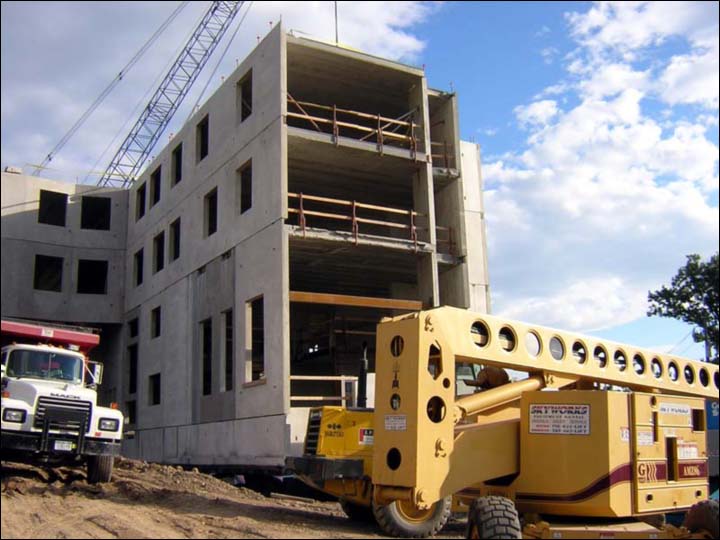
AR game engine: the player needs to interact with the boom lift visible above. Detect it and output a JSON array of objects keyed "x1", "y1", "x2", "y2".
[{"x1": 286, "y1": 306, "x2": 719, "y2": 538}]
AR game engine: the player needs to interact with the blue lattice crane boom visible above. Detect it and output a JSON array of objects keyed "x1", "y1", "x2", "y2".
[{"x1": 98, "y1": 1, "x2": 244, "y2": 188}]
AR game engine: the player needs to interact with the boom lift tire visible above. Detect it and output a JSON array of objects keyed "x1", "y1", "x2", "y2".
[
  {"x1": 466, "y1": 496, "x2": 521, "y2": 539},
  {"x1": 86, "y1": 455, "x2": 114, "y2": 484},
  {"x1": 339, "y1": 499, "x2": 375, "y2": 522},
  {"x1": 682, "y1": 499, "x2": 719, "y2": 539},
  {"x1": 372, "y1": 496, "x2": 452, "y2": 538}
]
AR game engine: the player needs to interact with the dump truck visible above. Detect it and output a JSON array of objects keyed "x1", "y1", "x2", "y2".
[
  {"x1": 1, "y1": 319, "x2": 123, "y2": 483},
  {"x1": 286, "y1": 306, "x2": 719, "y2": 538}
]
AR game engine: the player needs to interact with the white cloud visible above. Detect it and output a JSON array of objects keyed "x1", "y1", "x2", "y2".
[
  {"x1": 485, "y1": 2, "x2": 719, "y2": 333},
  {"x1": 567, "y1": 1, "x2": 716, "y2": 54},
  {"x1": 579, "y1": 63, "x2": 649, "y2": 99},
  {"x1": 540, "y1": 46, "x2": 559, "y2": 64},
  {"x1": 497, "y1": 277, "x2": 648, "y2": 331},
  {"x1": 566, "y1": 1, "x2": 719, "y2": 109},
  {"x1": 0, "y1": 1, "x2": 436, "y2": 180},
  {"x1": 658, "y1": 45, "x2": 719, "y2": 109},
  {"x1": 514, "y1": 100, "x2": 559, "y2": 128},
  {"x1": 535, "y1": 25, "x2": 551, "y2": 37}
]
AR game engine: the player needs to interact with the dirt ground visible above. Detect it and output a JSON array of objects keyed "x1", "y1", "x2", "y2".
[{"x1": 1, "y1": 458, "x2": 465, "y2": 539}]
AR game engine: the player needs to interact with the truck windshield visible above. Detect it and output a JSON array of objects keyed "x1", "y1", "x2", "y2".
[{"x1": 5, "y1": 349, "x2": 84, "y2": 383}]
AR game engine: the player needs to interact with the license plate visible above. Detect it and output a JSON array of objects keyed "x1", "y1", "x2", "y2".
[{"x1": 54, "y1": 440, "x2": 74, "y2": 452}]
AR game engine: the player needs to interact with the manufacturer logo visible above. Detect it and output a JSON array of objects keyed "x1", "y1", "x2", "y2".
[
  {"x1": 637, "y1": 462, "x2": 659, "y2": 483},
  {"x1": 49, "y1": 393, "x2": 81, "y2": 400},
  {"x1": 324, "y1": 422, "x2": 343, "y2": 438}
]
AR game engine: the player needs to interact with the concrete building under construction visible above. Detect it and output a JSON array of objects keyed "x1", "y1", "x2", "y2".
[{"x1": 0, "y1": 25, "x2": 490, "y2": 470}]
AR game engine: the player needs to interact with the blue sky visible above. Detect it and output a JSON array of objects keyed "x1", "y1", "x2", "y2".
[{"x1": 2, "y1": 1, "x2": 718, "y2": 360}]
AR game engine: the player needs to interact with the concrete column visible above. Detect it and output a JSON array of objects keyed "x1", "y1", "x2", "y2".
[{"x1": 417, "y1": 252, "x2": 439, "y2": 308}]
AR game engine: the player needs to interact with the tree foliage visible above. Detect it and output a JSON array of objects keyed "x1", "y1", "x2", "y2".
[{"x1": 647, "y1": 252, "x2": 719, "y2": 363}]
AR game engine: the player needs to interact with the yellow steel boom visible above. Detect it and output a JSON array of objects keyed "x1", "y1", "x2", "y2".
[{"x1": 371, "y1": 307, "x2": 718, "y2": 511}]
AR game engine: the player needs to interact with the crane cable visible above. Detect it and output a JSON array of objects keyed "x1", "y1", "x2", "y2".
[
  {"x1": 186, "y1": 1, "x2": 254, "y2": 122},
  {"x1": 84, "y1": 3, "x2": 207, "y2": 184},
  {"x1": 33, "y1": 1, "x2": 189, "y2": 176}
]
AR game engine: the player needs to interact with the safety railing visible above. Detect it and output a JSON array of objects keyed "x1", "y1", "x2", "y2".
[
  {"x1": 286, "y1": 93, "x2": 420, "y2": 157},
  {"x1": 286, "y1": 95, "x2": 458, "y2": 170},
  {"x1": 430, "y1": 140, "x2": 457, "y2": 171},
  {"x1": 287, "y1": 192, "x2": 454, "y2": 255}
]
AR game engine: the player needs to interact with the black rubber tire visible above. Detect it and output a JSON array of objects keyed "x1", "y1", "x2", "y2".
[
  {"x1": 86, "y1": 455, "x2": 114, "y2": 484},
  {"x1": 372, "y1": 496, "x2": 452, "y2": 538},
  {"x1": 466, "y1": 496, "x2": 521, "y2": 539},
  {"x1": 683, "y1": 499, "x2": 719, "y2": 539},
  {"x1": 339, "y1": 499, "x2": 375, "y2": 522}
]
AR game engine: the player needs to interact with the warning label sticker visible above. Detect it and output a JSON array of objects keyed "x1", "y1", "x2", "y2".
[
  {"x1": 637, "y1": 431, "x2": 655, "y2": 446},
  {"x1": 384, "y1": 415, "x2": 407, "y2": 431},
  {"x1": 358, "y1": 428, "x2": 374, "y2": 446},
  {"x1": 529, "y1": 404, "x2": 590, "y2": 435},
  {"x1": 678, "y1": 442, "x2": 699, "y2": 459}
]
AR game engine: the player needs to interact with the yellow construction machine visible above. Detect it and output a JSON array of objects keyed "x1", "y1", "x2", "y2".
[{"x1": 286, "y1": 306, "x2": 719, "y2": 539}]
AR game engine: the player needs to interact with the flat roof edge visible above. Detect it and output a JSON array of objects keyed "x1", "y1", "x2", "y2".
[{"x1": 286, "y1": 32, "x2": 424, "y2": 77}]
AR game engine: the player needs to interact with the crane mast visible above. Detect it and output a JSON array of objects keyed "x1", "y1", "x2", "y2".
[{"x1": 98, "y1": 1, "x2": 243, "y2": 188}]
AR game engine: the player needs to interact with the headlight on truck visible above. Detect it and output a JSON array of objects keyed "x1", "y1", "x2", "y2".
[
  {"x1": 99, "y1": 418, "x2": 120, "y2": 431},
  {"x1": 3, "y1": 408, "x2": 27, "y2": 423}
]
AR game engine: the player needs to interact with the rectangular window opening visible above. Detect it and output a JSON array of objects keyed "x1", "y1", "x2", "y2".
[
  {"x1": 128, "y1": 344, "x2": 138, "y2": 394},
  {"x1": 80, "y1": 196, "x2": 111, "y2": 230},
  {"x1": 126, "y1": 400, "x2": 137, "y2": 425},
  {"x1": 128, "y1": 318, "x2": 139, "y2": 338},
  {"x1": 150, "y1": 166, "x2": 161, "y2": 207},
  {"x1": 33, "y1": 254, "x2": 63, "y2": 292},
  {"x1": 236, "y1": 160, "x2": 252, "y2": 214},
  {"x1": 134, "y1": 248, "x2": 144, "y2": 287},
  {"x1": 149, "y1": 373, "x2": 161, "y2": 406},
  {"x1": 153, "y1": 231, "x2": 165, "y2": 273},
  {"x1": 224, "y1": 310, "x2": 233, "y2": 391},
  {"x1": 246, "y1": 296, "x2": 265, "y2": 382},
  {"x1": 196, "y1": 115, "x2": 209, "y2": 162},
  {"x1": 171, "y1": 143, "x2": 183, "y2": 186},
  {"x1": 136, "y1": 183, "x2": 146, "y2": 221},
  {"x1": 170, "y1": 218, "x2": 181, "y2": 261},
  {"x1": 77, "y1": 259, "x2": 108, "y2": 294},
  {"x1": 204, "y1": 188, "x2": 218, "y2": 237},
  {"x1": 237, "y1": 70, "x2": 253, "y2": 123},
  {"x1": 38, "y1": 190, "x2": 68, "y2": 227},
  {"x1": 692, "y1": 408, "x2": 706, "y2": 432},
  {"x1": 666, "y1": 437, "x2": 678, "y2": 481},
  {"x1": 151, "y1": 306, "x2": 161, "y2": 338},
  {"x1": 201, "y1": 318, "x2": 212, "y2": 395}
]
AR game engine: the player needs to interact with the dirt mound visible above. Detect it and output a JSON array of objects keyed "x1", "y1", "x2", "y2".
[{"x1": 2, "y1": 458, "x2": 456, "y2": 539}]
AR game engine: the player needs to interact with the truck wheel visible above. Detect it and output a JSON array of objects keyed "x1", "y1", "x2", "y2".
[
  {"x1": 86, "y1": 455, "x2": 114, "y2": 484},
  {"x1": 683, "y1": 499, "x2": 719, "y2": 539},
  {"x1": 339, "y1": 499, "x2": 375, "y2": 522},
  {"x1": 372, "y1": 496, "x2": 451, "y2": 538},
  {"x1": 466, "y1": 496, "x2": 521, "y2": 539}
]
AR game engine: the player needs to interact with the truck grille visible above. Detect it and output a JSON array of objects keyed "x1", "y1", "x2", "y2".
[
  {"x1": 304, "y1": 410, "x2": 322, "y2": 455},
  {"x1": 34, "y1": 396, "x2": 92, "y2": 433}
]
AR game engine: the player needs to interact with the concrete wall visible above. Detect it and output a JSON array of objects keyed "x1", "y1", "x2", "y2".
[
  {"x1": 1, "y1": 25, "x2": 490, "y2": 468},
  {"x1": 459, "y1": 141, "x2": 491, "y2": 312},
  {"x1": 121, "y1": 24, "x2": 289, "y2": 466},
  {"x1": 1, "y1": 173, "x2": 127, "y2": 323}
]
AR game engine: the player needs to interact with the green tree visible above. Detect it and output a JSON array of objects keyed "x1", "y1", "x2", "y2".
[{"x1": 647, "y1": 252, "x2": 719, "y2": 363}]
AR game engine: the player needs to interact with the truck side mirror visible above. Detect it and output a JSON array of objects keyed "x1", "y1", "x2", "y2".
[{"x1": 85, "y1": 361, "x2": 103, "y2": 386}]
